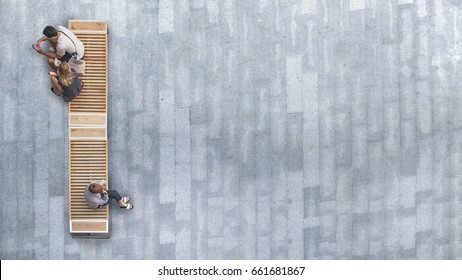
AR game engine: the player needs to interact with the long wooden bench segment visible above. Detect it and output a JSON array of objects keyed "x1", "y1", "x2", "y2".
[
  {"x1": 68, "y1": 139, "x2": 109, "y2": 238},
  {"x1": 68, "y1": 20, "x2": 107, "y2": 113},
  {"x1": 68, "y1": 140, "x2": 108, "y2": 217},
  {"x1": 68, "y1": 20, "x2": 109, "y2": 239}
]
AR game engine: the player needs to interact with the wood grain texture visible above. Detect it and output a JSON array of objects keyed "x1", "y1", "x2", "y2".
[{"x1": 71, "y1": 221, "x2": 108, "y2": 232}]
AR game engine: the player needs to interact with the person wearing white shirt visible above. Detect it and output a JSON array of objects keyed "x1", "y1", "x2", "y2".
[{"x1": 33, "y1": 25, "x2": 85, "y2": 69}]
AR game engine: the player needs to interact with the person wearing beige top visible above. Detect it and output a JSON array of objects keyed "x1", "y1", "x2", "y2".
[
  {"x1": 84, "y1": 180, "x2": 133, "y2": 209},
  {"x1": 33, "y1": 25, "x2": 85, "y2": 69}
]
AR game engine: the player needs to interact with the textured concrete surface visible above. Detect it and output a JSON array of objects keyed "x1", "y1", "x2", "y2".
[{"x1": 1, "y1": 0, "x2": 462, "y2": 259}]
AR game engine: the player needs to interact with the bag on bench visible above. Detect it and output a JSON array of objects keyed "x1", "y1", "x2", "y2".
[{"x1": 60, "y1": 30, "x2": 85, "y2": 74}]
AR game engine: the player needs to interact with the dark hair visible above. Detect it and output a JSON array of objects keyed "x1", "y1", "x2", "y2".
[{"x1": 43, "y1": 26, "x2": 57, "y2": 38}]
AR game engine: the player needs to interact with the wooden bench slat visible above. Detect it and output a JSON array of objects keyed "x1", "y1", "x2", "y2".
[{"x1": 69, "y1": 20, "x2": 107, "y2": 31}]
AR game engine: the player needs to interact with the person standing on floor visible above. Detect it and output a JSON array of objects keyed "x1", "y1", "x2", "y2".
[
  {"x1": 85, "y1": 180, "x2": 134, "y2": 209},
  {"x1": 33, "y1": 25, "x2": 84, "y2": 69}
]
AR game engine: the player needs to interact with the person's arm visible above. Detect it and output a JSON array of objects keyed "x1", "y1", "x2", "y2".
[
  {"x1": 34, "y1": 35, "x2": 47, "y2": 46},
  {"x1": 33, "y1": 34, "x2": 63, "y2": 59},
  {"x1": 36, "y1": 48, "x2": 61, "y2": 59}
]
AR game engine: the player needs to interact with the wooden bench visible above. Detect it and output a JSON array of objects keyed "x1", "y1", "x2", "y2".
[{"x1": 67, "y1": 20, "x2": 109, "y2": 238}]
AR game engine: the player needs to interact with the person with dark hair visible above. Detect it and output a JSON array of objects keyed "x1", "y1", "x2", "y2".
[
  {"x1": 84, "y1": 180, "x2": 133, "y2": 209},
  {"x1": 42, "y1": 26, "x2": 58, "y2": 38},
  {"x1": 33, "y1": 25, "x2": 84, "y2": 69}
]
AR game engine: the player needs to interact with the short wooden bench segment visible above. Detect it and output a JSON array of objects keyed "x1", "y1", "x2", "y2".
[{"x1": 68, "y1": 20, "x2": 109, "y2": 239}]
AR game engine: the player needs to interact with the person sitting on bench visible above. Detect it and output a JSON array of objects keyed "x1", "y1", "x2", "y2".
[
  {"x1": 85, "y1": 180, "x2": 134, "y2": 209},
  {"x1": 33, "y1": 25, "x2": 84, "y2": 69},
  {"x1": 48, "y1": 61, "x2": 83, "y2": 102}
]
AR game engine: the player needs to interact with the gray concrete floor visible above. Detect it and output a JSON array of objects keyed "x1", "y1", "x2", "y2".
[{"x1": 1, "y1": 0, "x2": 462, "y2": 259}]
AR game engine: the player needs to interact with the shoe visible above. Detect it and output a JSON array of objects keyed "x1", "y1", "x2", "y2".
[{"x1": 120, "y1": 203, "x2": 133, "y2": 209}]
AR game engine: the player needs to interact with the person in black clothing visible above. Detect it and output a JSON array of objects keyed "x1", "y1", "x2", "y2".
[{"x1": 48, "y1": 61, "x2": 83, "y2": 101}]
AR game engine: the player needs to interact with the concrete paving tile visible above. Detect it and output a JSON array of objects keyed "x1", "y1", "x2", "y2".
[
  {"x1": 450, "y1": 241, "x2": 462, "y2": 259},
  {"x1": 417, "y1": 138, "x2": 432, "y2": 192},
  {"x1": 207, "y1": 237, "x2": 224, "y2": 260},
  {"x1": 369, "y1": 210, "x2": 385, "y2": 242},
  {"x1": 416, "y1": 191, "x2": 433, "y2": 232},
  {"x1": 416, "y1": 80, "x2": 432, "y2": 134},
  {"x1": 175, "y1": 107, "x2": 191, "y2": 164},
  {"x1": 288, "y1": 171, "x2": 304, "y2": 258},
  {"x1": 176, "y1": 221, "x2": 192, "y2": 259},
  {"x1": 176, "y1": 163, "x2": 192, "y2": 221},
  {"x1": 80, "y1": 240, "x2": 96, "y2": 260},
  {"x1": 433, "y1": 98, "x2": 449, "y2": 133},
  {"x1": 222, "y1": 100, "x2": 239, "y2": 158},
  {"x1": 336, "y1": 113, "x2": 352, "y2": 166},
  {"x1": 286, "y1": 55, "x2": 303, "y2": 113},
  {"x1": 206, "y1": 84, "x2": 222, "y2": 140},
  {"x1": 95, "y1": 240, "x2": 112, "y2": 260},
  {"x1": 368, "y1": 88, "x2": 384, "y2": 143},
  {"x1": 256, "y1": 195, "x2": 271, "y2": 236},
  {"x1": 159, "y1": 203, "x2": 176, "y2": 244},
  {"x1": 432, "y1": 244, "x2": 450, "y2": 259},
  {"x1": 318, "y1": 87, "x2": 335, "y2": 148},
  {"x1": 401, "y1": 119, "x2": 417, "y2": 177},
  {"x1": 271, "y1": 93, "x2": 286, "y2": 155},
  {"x1": 304, "y1": 227, "x2": 319, "y2": 259},
  {"x1": 384, "y1": 210, "x2": 400, "y2": 252},
  {"x1": 352, "y1": 124, "x2": 368, "y2": 184},
  {"x1": 400, "y1": 209, "x2": 417, "y2": 250},
  {"x1": 433, "y1": 203, "x2": 450, "y2": 243},
  {"x1": 159, "y1": 143, "x2": 175, "y2": 204},
  {"x1": 352, "y1": 213, "x2": 369, "y2": 257},
  {"x1": 304, "y1": 186, "x2": 320, "y2": 218},
  {"x1": 287, "y1": 113, "x2": 303, "y2": 171},
  {"x1": 318, "y1": 242, "x2": 336, "y2": 259},
  {"x1": 369, "y1": 142, "x2": 385, "y2": 201},
  {"x1": 271, "y1": 241, "x2": 289, "y2": 260},
  {"x1": 433, "y1": 133, "x2": 450, "y2": 203},
  {"x1": 191, "y1": 124, "x2": 207, "y2": 181},
  {"x1": 208, "y1": 197, "x2": 224, "y2": 238},
  {"x1": 336, "y1": 213, "x2": 353, "y2": 258},
  {"x1": 320, "y1": 211, "x2": 337, "y2": 244},
  {"x1": 48, "y1": 197, "x2": 64, "y2": 260},
  {"x1": 192, "y1": 180, "x2": 208, "y2": 259},
  {"x1": 336, "y1": 166, "x2": 353, "y2": 214},
  {"x1": 159, "y1": 243, "x2": 176, "y2": 260},
  {"x1": 320, "y1": 147, "x2": 336, "y2": 201}
]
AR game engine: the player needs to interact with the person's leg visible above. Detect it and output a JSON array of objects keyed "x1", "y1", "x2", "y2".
[
  {"x1": 107, "y1": 190, "x2": 122, "y2": 202},
  {"x1": 50, "y1": 76, "x2": 62, "y2": 96},
  {"x1": 48, "y1": 58, "x2": 57, "y2": 70},
  {"x1": 107, "y1": 190, "x2": 133, "y2": 208}
]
